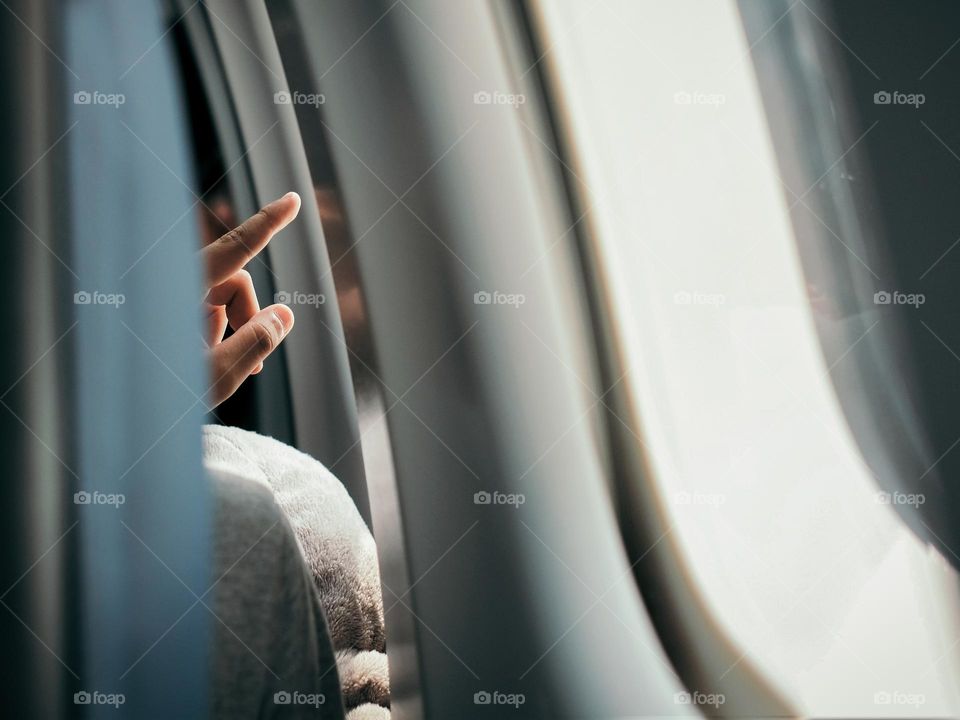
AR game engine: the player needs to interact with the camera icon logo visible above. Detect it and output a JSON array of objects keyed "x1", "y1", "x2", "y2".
[
  {"x1": 74, "y1": 491, "x2": 91, "y2": 505},
  {"x1": 874, "y1": 290, "x2": 891, "y2": 305},
  {"x1": 74, "y1": 91, "x2": 92, "y2": 105},
  {"x1": 474, "y1": 91, "x2": 492, "y2": 105},
  {"x1": 474, "y1": 291, "x2": 492, "y2": 305},
  {"x1": 274, "y1": 91, "x2": 292, "y2": 105},
  {"x1": 474, "y1": 691, "x2": 492, "y2": 705},
  {"x1": 274, "y1": 291, "x2": 292, "y2": 304},
  {"x1": 274, "y1": 691, "x2": 291, "y2": 705},
  {"x1": 474, "y1": 491, "x2": 491, "y2": 505},
  {"x1": 74, "y1": 291, "x2": 91, "y2": 305},
  {"x1": 874, "y1": 91, "x2": 892, "y2": 105},
  {"x1": 74, "y1": 691, "x2": 92, "y2": 705}
]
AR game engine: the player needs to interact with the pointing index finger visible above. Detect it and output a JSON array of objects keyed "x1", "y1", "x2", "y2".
[{"x1": 203, "y1": 192, "x2": 301, "y2": 286}]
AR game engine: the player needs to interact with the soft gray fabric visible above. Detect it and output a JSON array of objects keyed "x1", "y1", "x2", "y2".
[
  {"x1": 209, "y1": 467, "x2": 344, "y2": 719},
  {"x1": 336, "y1": 649, "x2": 390, "y2": 708},
  {"x1": 204, "y1": 425, "x2": 389, "y2": 714},
  {"x1": 346, "y1": 703, "x2": 391, "y2": 720}
]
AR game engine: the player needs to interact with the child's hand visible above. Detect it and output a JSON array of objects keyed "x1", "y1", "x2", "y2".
[{"x1": 202, "y1": 192, "x2": 300, "y2": 406}]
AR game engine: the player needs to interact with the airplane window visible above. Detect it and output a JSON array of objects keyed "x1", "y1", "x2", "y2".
[
  {"x1": 743, "y1": 0, "x2": 960, "y2": 569},
  {"x1": 534, "y1": 0, "x2": 960, "y2": 716}
]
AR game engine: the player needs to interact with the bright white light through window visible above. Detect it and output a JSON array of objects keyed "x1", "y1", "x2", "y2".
[{"x1": 536, "y1": 1, "x2": 960, "y2": 716}]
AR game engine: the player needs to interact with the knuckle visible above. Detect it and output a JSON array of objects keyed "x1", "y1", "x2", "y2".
[
  {"x1": 220, "y1": 228, "x2": 241, "y2": 246},
  {"x1": 207, "y1": 351, "x2": 236, "y2": 405},
  {"x1": 255, "y1": 206, "x2": 274, "y2": 227},
  {"x1": 251, "y1": 321, "x2": 276, "y2": 355},
  {"x1": 219, "y1": 228, "x2": 249, "y2": 254}
]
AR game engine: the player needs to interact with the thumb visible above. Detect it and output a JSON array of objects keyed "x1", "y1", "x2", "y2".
[{"x1": 207, "y1": 304, "x2": 295, "y2": 406}]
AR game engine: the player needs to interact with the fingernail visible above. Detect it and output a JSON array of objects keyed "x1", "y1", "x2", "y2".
[{"x1": 270, "y1": 312, "x2": 287, "y2": 338}]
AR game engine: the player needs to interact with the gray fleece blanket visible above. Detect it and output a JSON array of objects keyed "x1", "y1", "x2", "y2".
[{"x1": 203, "y1": 425, "x2": 390, "y2": 718}]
